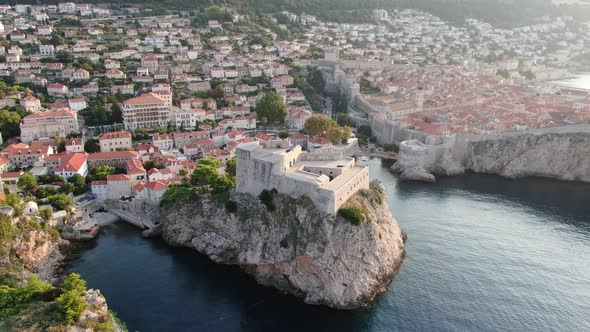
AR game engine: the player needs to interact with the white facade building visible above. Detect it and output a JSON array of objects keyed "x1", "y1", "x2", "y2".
[{"x1": 236, "y1": 142, "x2": 369, "y2": 214}]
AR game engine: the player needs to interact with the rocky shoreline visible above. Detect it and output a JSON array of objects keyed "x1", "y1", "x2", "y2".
[
  {"x1": 0, "y1": 216, "x2": 125, "y2": 331},
  {"x1": 391, "y1": 131, "x2": 590, "y2": 183},
  {"x1": 160, "y1": 183, "x2": 406, "y2": 309}
]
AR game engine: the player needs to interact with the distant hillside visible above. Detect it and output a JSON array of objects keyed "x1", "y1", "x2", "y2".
[{"x1": 2, "y1": 0, "x2": 575, "y2": 26}]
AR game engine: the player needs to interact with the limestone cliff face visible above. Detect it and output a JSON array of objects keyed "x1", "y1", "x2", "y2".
[
  {"x1": 14, "y1": 231, "x2": 66, "y2": 281},
  {"x1": 466, "y1": 133, "x2": 590, "y2": 181},
  {"x1": 392, "y1": 132, "x2": 590, "y2": 182},
  {"x1": 161, "y1": 184, "x2": 405, "y2": 309},
  {"x1": 0, "y1": 221, "x2": 67, "y2": 282}
]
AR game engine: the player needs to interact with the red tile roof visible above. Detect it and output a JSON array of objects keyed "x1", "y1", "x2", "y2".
[
  {"x1": 145, "y1": 181, "x2": 167, "y2": 191},
  {"x1": 122, "y1": 92, "x2": 165, "y2": 106},
  {"x1": 98, "y1": 131, "x2": 132, "y2": 140},
  {"x1": 88, "y1": 151, "x2": 138, "y2": 160},
  {"x1": 107, "y1": 174, "x2": 130, "y2": 181},
  {"x1": 55, "y1": 152, "x2": 87, "y2": 172}
]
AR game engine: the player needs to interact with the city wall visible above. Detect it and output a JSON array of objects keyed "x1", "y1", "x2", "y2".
[{"x1": 394, "y1": 124, "x2": 590, "y2": 181}]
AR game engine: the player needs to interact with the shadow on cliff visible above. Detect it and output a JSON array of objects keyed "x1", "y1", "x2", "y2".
[{"x1": 161, "y1": 239, "x2": 382, "y2": 332}]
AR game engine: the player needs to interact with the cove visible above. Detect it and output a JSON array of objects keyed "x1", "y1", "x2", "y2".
[{"x1": 67, "y1": 160, "x2": 590, "y2": 332}]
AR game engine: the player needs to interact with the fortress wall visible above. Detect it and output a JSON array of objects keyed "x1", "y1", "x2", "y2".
[
  {"x1": 276, "y1": 175, "x2": 333, "y2": 214},
  {"x1": 300, "y1": 152, "x2": 343, "y2": 161},
  {"x1": 398, "y1": 140, "x2": 453, "y2": 169},
  {"x1": 394, "y1": 124, "x2": 590, "y2": 181},
  {"x1": 303, "y1": 166, "x2": 345, "y2": 177},
  {"x1": 356, "y1": 96, "x2": 384, "y2": 114},
  {"x1": 332, "y1": 167, "x2": 370, "y2": 214}
]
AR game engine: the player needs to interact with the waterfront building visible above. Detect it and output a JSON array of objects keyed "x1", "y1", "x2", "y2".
[{"x1": 236, "y1": 142, "x2": 369, "y2": 214}]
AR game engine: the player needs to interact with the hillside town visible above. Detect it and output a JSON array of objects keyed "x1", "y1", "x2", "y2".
[{"x1": 0, "y1": 3, "x2": 589, "y2": 230}]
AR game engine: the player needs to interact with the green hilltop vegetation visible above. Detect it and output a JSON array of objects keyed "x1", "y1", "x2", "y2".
[{"x1": 3, "y1": 0, "x2": 573, "y2": 26}]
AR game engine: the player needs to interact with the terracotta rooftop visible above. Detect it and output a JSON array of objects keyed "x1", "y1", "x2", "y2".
[
  {"x1": 98, "y1": 131, "x2": 132, "y2": 140},
  {"x1": 88, "y1": 151, "x2": 138, "y2": 159},
  {"x1": 122, "y1": 92, "x2": 165, "y2": 106},
  {"x1": 55, "y1": 152, "x2": 87, "y2": 172},
  {"x1": 107, "y1": 174, "x2": 131, "y2": 181}
]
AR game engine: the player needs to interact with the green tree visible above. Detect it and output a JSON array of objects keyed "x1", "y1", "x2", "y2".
[
  {"x1": 198, "y1": 157, "x2": 220, "y2": 169},
  {"x1": 84, "y1": 139, "x2": 100, "y2": 153},
  {"x1": 0, "y1": 274, "x2": 51, "y2": 317},
  {"x1": 134, "y1": 128, "x2": 148, "y2": 140},
  {"x1": 5, "y1": 193, "x2": 22, "y2": 215},
  {"x1": 47, "y1": 194, "x2": 73, "y2": 211},
  {"x1": 179, "y1": 168, "x2": 188, "y2": 177},
  {"x1": 224, "y1": 157, "x2": 236, "y2": 177},
  {"x1": 88, "y1": 166, "x2": 114, "y2": 182},
  {"x1": 50, "y1": 32, "x2": 66, "y2": 46},
  {"x1": 304, "y1": 114, "x2": 351, "y2": 144},
  {"x1": 56, "y1": 50, "x2": 74, "y2": 64},
  {"x1": 337, "y1": 113, "x2": 350, "y2": 126},
  {"x1": 327, "y1": 126, "x2": 343, "y2": 144},
  {"x1": 278, "y1": 130, "x2": 290, "y2": 139},
  {"x1": 61, "y1": 273, "x2": 86, "y2": 293},
  {"x1": 160, "y1": 185, "x2": 195, "y2": 208},
  {"x1": 21, "y1": 275, "x2": 51, "y2": 298},
  {"x1": 58, "y1": 182, "x2": 75, "y2": 195},
  {"x1": 68, "y1": 174, "x2": 87, "y2": 195},
  {"x1": 304, "y1": 114, "x2": 337, "y2": 137},
  {"x1": 191, "y1": 164, "x2": 219, "y2": 188},
  {"x1": 0, "y1": 109, "x2": 21, "y2": 141},
  {"x1": 17, "y1": 174, "x2": 37, "y2": 194},
  {"x1": 35, "y1": 186, "x2": 58, "y2": 199},
  {"x1": 54, "y1": 290, "x2": 87, "y2": 324},
  {"x1": 255, "y1": 92, "x2": 288, "y2": 125},
  {"x1": 54, "y1": 133, "x2": 66, "y2": 153},
  {"x1": 341, "y1": 126, "x2": 352, "y2": 144},
  {"x1": 212, "y1": 175, "x2": 235, "y2": 194},
  {"x1": 143, "y1": 160, "x2": 162, "y2": 171}
]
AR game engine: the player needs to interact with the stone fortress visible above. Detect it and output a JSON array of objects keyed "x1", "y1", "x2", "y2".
[{"x1": 235, "y1": 142, "x2": 369, "y2": 215}]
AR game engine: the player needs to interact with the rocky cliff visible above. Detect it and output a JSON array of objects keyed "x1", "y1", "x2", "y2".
[
  {"x1": 161, "y1": 183, "x2": 406, "y2": 309},
  {"x1": 392, "y1": 132, "x2": 590, "y2": 182},
  {"x1": 0, "y1": 216, "x2": 126, "y2": 332},
  {"x1": 0, "y1": 218, "x2": 67, "y2": 282},
  {"x1": 466, "y1": 133, "x2": 590, "y2": 181}
]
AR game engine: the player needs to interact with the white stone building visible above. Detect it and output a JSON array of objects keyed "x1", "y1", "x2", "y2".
[
  {"x1": 98, "y1": 131, "x2": 133, "y2": 152},
  {"x1": 121, "y1": 93, "x2": 170, "y2": 130},
  {"x1": 236, "y1": 142, "x2": 369, "y2": 215}
]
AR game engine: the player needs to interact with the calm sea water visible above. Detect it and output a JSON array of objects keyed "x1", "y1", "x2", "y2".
[
  {"x1": 553, "y1": 73, "x2": 590, "y2": 90},
  {"x1": 67, "y1": 160, "x2": 590, "y2": 332}
]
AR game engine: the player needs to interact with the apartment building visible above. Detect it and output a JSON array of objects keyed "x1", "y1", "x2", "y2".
[
  {"x1": 121, "y1": 92, "x2": 170, "y2": 130},
  {"x1": 98, "y1": 131, "x2": 133, "y2": 152},
  {"x1": 20, "y1": 108, "x2": 79, "y2": 143}
]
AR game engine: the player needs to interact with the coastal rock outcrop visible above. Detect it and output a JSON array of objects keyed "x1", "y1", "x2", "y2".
[
  {"x1": 12, "y1": 230, "x2": 67, "y2": 281},
  {"x1": 161, "y1": 183, "x2": 405, "y2": 309},
  {"x1": 466, "y1": 133, "x2": 590, "y2": 181},
  {"x1": 0, "y1": 218, "x2": 67, "y2": 282},
  {"x1": 392, "y1": 131, "x2": 590, "y2": 182}
]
